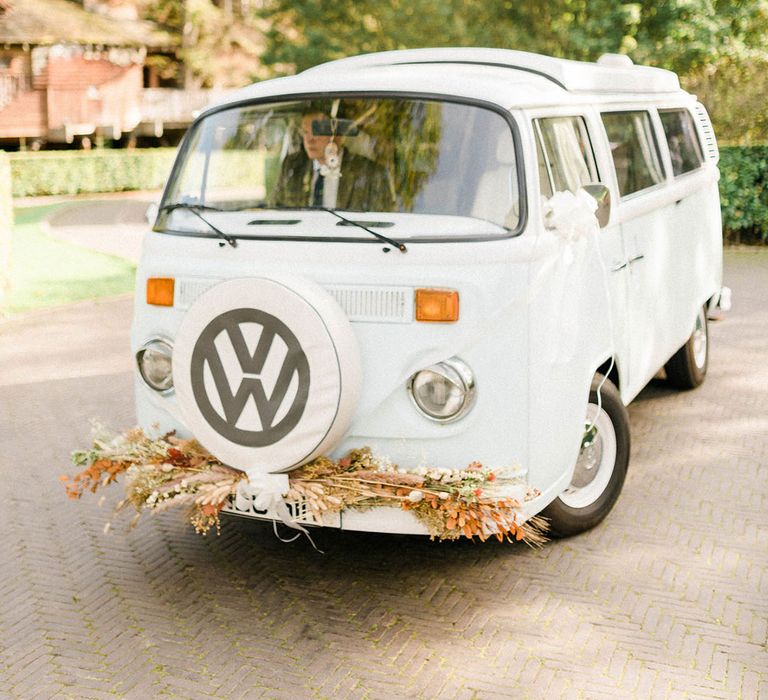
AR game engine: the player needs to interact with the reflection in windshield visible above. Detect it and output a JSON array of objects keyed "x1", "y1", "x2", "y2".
[{"x1": 163, "y1": 97, "x2": 519, "y2": 232}]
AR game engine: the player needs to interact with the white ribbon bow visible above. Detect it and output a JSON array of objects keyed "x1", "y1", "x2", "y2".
[
  {"x1": 543, "y1": 189, "x2": 600, "y2": 242},
  {"x1": 235, "y1": 473, "x2": 322, "y2": 551}
]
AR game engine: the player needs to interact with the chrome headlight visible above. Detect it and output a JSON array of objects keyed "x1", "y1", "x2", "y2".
[
  {"x1": 408, "y1": 357, "x2": 475, "y2": 422},
  {"x1": 136, "y1": 338, "x2": 174, "y2": 393}
]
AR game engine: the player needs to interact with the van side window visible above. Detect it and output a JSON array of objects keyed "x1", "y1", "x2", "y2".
[
  {"x1": 536, "y1": 139, "x2": 553, "y2": 198},
  {"x1": 602, "y1": 111, "x2": 664, "y2": 197},
  {"x1": 659, "y1": 109, "x2": 704, "y2": 176},
  {"x1": 534, "y1": 117, "x2": 597, "y2": 196}
]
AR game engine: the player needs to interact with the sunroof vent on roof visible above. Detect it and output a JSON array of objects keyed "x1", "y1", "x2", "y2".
[{"x1": 597, "y1": 53, "x2": 634, "y2": 68}]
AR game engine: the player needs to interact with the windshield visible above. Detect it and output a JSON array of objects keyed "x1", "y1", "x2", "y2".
[{"x1": 160, "y1": 97, "x2": 520, "y2": 236}]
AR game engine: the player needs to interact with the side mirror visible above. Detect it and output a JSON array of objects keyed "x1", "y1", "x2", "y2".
[
  {"x1": 582, "y1": 184, "x2": 611, "y2": 228},
  {"x1": 145, "y1": 202, "x2": 159, "y2": 225}
]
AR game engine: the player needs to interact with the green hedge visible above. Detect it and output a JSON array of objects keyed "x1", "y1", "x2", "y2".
[
  {"x1": 6, "y1": 145, "x2": 768, "y2": 243},
  {"x1": 719, "y1": 145, "x2": 768, "y2": 244},
  {"x1": 8, "y1": 149, "x2": 177, "y2": 197}
]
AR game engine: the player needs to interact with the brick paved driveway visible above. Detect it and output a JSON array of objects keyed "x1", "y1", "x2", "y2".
[{"x1": 0, "y1": 251, "x2": 766, "y2": 699}]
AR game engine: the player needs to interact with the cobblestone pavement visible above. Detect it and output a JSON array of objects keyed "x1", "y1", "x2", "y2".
[{"x1": 0, "y1": 250, "x2": 766, "y2": 700}]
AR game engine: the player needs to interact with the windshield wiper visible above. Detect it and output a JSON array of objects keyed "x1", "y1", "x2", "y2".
[
  {"x1": 159, "y1": 203, "x2": 237, "y2": 248},
  {"x1": 240, "y1": 204, "x2": 407, "y2": 252},
  {"x1": 317, "y1": 207, "x2": 406, "y2": 253}
]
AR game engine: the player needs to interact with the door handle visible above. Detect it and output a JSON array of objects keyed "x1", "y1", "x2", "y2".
[
  {"x1": 611, "y1": 260, "x2": 628, "y2": 272},
  {"x1": 628, "y1": 254, "x2": 645, "y2": 265}
]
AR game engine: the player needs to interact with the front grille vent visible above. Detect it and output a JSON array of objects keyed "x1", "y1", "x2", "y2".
[
  {"x1": 174, "y1": 278, "x2": 413, "y2": 323},
  {"x1": 325, "y1": 285, "x2": 412, "y2": 323},
  {"x1": 174, "y1": 277, "x2": 219, "y2": 310}
]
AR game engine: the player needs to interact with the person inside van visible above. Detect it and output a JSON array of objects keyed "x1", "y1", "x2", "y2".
[{"x1": 270, "y1": 110, "x2": 394, "y2": 211}]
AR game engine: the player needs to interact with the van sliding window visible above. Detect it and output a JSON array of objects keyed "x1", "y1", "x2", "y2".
[
  {"x1": 602, "y1": 111, "x2": 664, "y2": 197},
  {"x1": 534, "y1": 116, "x2": 598, "y2": 197},
  {"x1": 659, "y1": 109, "x2": 704, "y2": 176}
]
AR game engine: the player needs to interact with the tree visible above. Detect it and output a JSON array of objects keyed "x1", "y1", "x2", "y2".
[
  {"x1": 260, "y1": 0, "x2": 768, "y2": 75},
  {"x1": 144, "y1": 0, "x2": 268, "y2": 88}
]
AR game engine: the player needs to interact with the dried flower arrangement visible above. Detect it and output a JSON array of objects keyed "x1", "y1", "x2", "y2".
[{"x1": 62, "y1": 425, "x2": 548, "y2": 546}]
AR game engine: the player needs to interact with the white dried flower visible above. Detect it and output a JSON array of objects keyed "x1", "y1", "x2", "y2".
[
  {"x1": 161, "y1": 463, "x2": 174, "y2": 473},
  {"x1": 407, "y1": 490, "x2": 424, "y2": 503}
]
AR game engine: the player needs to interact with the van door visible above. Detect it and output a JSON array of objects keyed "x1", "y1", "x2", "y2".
[
  {"x1": 534, "y1": 114, "x2": 630, "y2": 392},
  {"x1": 601, "y1": 109, "x2": 671, "y2": 399},
  {"x1": 656, "y1": 108, "x2": 717, "y2": 340}
]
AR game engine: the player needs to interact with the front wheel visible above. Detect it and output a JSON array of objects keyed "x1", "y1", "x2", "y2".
[
  {"x1": 542, "y1": 374, "x2": 630, "y2": 537},
  {"x1": 664, "y1": 304, "x2": 709, "y2": 389}
]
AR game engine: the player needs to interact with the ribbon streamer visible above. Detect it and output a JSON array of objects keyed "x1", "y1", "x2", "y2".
[{"x1": 235, "y1": 476, "x2": 323, "y2": 552}]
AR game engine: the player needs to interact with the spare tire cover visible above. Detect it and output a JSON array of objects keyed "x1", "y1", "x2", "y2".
[{"x1": 173, "y1": 276, "x2": 361, "y2": 477}]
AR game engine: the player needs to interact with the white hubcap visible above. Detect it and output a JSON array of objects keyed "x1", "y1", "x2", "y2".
[
  {"x1": 560, "y1": 403, "x2": 617, "y2": 509},
  {"x1": 692, "y1": 308, "x2": 707, "y2": 370}
]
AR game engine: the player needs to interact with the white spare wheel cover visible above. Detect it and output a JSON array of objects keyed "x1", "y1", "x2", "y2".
[{"x1": 173, "y1": 276, "x2": 361, "y2": 478}]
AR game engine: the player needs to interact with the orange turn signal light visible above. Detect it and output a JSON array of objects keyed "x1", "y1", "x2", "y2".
[
  {"x1": 415, "y1": 288, "x2": 459, "y2": 323},
  {"x1": 146, "y1": 277, "x2": 175, "y2": 307}
]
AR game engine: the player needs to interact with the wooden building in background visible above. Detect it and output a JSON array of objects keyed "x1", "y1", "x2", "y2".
[{"x1": 0, "y1": 0, "x2": 221, "y2": 148}]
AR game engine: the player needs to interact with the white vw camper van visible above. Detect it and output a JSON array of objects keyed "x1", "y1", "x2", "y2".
[{"x1": 133, "y1": 48, "x2": 724, "y2": 538}]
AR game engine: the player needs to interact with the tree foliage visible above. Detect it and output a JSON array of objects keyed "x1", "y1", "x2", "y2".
[
  {"x1": 259, "y1": 0, "x2": 768, "y2": 77},
  {"x1": 142, "y1": 0, "x2": 267, "y2": 87}
]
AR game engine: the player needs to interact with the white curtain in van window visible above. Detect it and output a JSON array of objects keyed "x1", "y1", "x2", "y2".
[
  {"x1": 549, "y1": 119, "x2": 591, "y2": 193},
  {"x1": 633, "y1": 113, "x2": 664, "y2": 185}
]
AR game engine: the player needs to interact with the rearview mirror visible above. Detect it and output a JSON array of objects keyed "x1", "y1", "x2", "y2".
[
  {"x1": 583, "y1": 184, "x2": 611, "y2": 228},
  {"x1": 311, "y1": 118, "x2": 359, "y2": 137}
]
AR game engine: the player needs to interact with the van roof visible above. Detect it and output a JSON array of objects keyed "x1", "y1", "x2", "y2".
[
  {"x1": 304, "y1": 48, "x2": 681, "y2": 94},
  {"x1": 204, "y1": 48, "x2": 687, "y2": 116}
]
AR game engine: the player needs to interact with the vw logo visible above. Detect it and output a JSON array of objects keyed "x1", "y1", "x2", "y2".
[{"x1": 190, "y1": 308, "x2": 310, "y2": 447}]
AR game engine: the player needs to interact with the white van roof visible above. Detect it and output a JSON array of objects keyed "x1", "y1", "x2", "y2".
[
  {"x1": 304, "y1": 48, "x2": 681, "y2": 94},
  {"x1": 205, "y1": 48, "x2": 685, "y2": 116}
]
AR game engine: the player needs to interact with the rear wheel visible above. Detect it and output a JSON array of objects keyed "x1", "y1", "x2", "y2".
[
  {"x1": 665, "y1": 305, "x2": 708, "y2": 389},
  {"x1": 542, "y1": 374, "x2": 630, "y2": 537}
]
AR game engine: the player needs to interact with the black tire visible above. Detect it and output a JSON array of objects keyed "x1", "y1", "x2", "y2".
[
  {"x1": 664, "y1": 304, "x2": 709, "y2": 389},
  {"x1": 542, "y1": 374, "x2": 630, "y2": 537}
]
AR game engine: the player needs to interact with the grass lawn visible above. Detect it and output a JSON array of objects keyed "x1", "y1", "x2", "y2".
[{"x1": 1, "y1": 203, "x2": 136, "y2": 316}]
